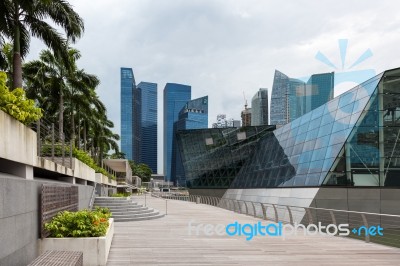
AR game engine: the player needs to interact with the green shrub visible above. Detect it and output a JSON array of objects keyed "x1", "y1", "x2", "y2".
[
  {"x1": 44, "y1": 208, "x2": 111, "y2": 238},
  {"x1": 0, "y1": 71, "x2": 42, "y2": 124},
  {"x1": 40, "y1": 145, "x2": 116, "y2": 180}
]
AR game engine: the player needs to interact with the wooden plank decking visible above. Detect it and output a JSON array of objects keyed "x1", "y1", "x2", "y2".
[{"x1": 107, "y1": 195, "x2": 400, "y2": 266}]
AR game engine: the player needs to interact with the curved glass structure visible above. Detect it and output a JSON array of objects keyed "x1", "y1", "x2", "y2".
[{"x1": 178, "y1": 68, "x2": 400, "y2": 189}]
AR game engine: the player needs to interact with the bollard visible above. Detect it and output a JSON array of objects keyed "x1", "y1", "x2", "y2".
[{"x1": 196, "y1": 196, "x2": 200, "y2": 204}]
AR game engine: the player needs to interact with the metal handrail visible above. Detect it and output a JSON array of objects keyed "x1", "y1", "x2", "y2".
[
  {"x1": 88, "y1": 183, "x2": 97, "y2": 210},
  {"x1": 150, "y1": 192, "x2": 400, "y2": 246}
]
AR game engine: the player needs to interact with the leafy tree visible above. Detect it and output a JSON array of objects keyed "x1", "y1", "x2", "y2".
[
  {"x1": 0, "y1": 0, "x2": 84, "y2": 89},
  {"x1": 129, "y1": 160, "x2": 152, "y2": 182},
  {"x1": 109, "y1": 152, "x2": 126, "y2": 159},
  {"x1": 23, "y1": 48, "x2": 98, "y2": 141}
]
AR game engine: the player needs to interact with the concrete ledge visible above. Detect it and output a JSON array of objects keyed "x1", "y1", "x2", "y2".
[
  {"x1": 0, "y1": 110, "x2": 37, "y2": 166},
  {"x1": 39, "y1": 218, "x2": 114, "y2": 266},
  {"x1": 72, "y1": 158, "x2": 95, "y2": 182}
]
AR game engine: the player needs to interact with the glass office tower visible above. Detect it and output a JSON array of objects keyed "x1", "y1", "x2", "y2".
[
  {"x1": 270, "y1": 70, "x2": 306, "y2": 125},
  {"x1": 178, "y1": 68, "x2": 400, "y2": 189},
  {"x1": 120, "y1": 68, "x2": 135, "y2": 160},
  {"x1": 136, "y1": 82, "x2": 158, "y2": 173},
  {"x1": 163, "y1": 83, "x2": 191, "y2": 183},
  {"x1": 251, "y1": 89, "x2": 269, "y2": 126},
  {"x1": 305, "y1": 72, "x2": 334, "y2": 113},
  {"x1": 271, "y1": 70, "x2": 335, "y2": 126},
  {"x1": 175, "y1": 96, "x2": 208, "y2": 186}
]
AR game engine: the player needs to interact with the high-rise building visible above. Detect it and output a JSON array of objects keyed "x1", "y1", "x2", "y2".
[
  {"x1": 251, "y1": 89, "x2": 269, "y2": 126},
  {"x1": 136, "y1": 82, "x2": 158, "y2": 173},
  {"x1": 175, "y1": 96, "x2": 208, "y2": 186},
  {"x1": 120, "y1": 68, "x2": 158, "y2": 173},
  {"x1": 305, "y1": 72, "x2": 334, "y2": 113},
  {"x1": 241, "y1": 105, "x2": 252, "y2": 127},
  {"x1": 120, "y1": 67, "x2": 135, "y2": 160},
  {"x1": 270, "y1": 70, "x2": 334, "y2": 126},
  {"x1": 163, "y1": 83, "x2": 191, "y2": 183}
]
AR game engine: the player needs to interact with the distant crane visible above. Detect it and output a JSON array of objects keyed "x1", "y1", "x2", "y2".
[{"x1": 243, "y1": 91, "x2": 248, "y2": 109}]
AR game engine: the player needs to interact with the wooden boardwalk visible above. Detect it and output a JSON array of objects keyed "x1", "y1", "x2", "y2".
[{"x1": 107, "y1": 195, "x2": 400, "y2": 266}]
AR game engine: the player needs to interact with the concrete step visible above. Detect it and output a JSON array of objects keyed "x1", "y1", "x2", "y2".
[
  {"x1": 114, "y1": 213, "x2": 165, "y2": 222},
  {"x1": 112, "y1": 211, "x2": 160, "y2": 219},
  {"x1": 108, "y1": 208, "x2": 155, "y2": 215},
  {"x1": 93, "y1": 202, "x2": 138, "y2": 207},
  {"x1": 94, "y1": 206, "x2": 149, "y2": 212}
]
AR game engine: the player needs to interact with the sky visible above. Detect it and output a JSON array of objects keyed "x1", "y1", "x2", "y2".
[{"x1": 27, "y1": 0, "x2": 400, "y2": 174}]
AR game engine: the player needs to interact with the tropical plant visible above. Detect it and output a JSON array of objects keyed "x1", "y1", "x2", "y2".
[
  {"x1": 23, "y1": 48, "x2": 98, "y2": 141},
  {"x1": 0, "y1": 0, "x2": 84, "y2": 89},
  {"x1": 0, "y1": 71, "x2": 42, "y2": 124},
  {"x1": 44, "y1": 208, "x2": 111, "y2": 238},
  {"x1": 129, "y1": 160, "x2": 152, "y2": 182}
]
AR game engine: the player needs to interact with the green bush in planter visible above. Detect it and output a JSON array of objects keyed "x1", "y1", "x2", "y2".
[
  {"x1": 0, "y1": 71, "x2": 42, "y2": 124},
  {"x1": 44, "y1": 208, "x2": 111, "y2": 238}
]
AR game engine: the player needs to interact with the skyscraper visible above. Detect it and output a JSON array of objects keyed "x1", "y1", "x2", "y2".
[
  {"x1": 174, "y1": 96, "x2": 208, "y2": 186},
  {"x1": 163, "y1": 83, "x2": 191, "y2": 183},
  {"x1": 120, "y1": 68, "x2": 158, "y2": 173},
  {"x1": 120, "y1": 67, "x2": 135, "y2": 160},
  {"x1": 136, "y1": 82, "x2": 158, "y2": 173},
  {"x1": 251, "y1": 89, "x2": 269, "y2": 126},
  {"x1": 270, "y1": 70, "x2": 334, "y2": 126},
  {"x1": 305, "y1": 72, "x2": 334, "y2": 113}
]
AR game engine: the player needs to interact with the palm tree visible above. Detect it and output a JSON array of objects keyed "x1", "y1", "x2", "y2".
[
  {"x1": 23, "y1": 48, "x2": 98, "y2": 140},
  {"x1": 0, "y1": 0, "x2": 84, "y2": 89}
]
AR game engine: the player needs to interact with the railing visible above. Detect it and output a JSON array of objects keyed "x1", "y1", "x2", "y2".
[
  {"x1": 30, "y1": 118, "x2": 73, "y2": 168},
  {"x1": 151, "y1": 192, "x2": 400, "y2": 248},
  {"x1": 88, "y1": 183, "x2": 97, "y2": 210}
]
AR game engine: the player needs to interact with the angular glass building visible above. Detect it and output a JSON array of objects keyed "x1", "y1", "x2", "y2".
[
  {"x1": 174, "y1": 96, "x2": 209, "y2": 186},
  {"x1": 177, "y1": 126, "x2": 276, "y2": 188},
  {"x1": 163, "y1": 83, "x2": 191, "y2": 182},
  {"x1": 120, "y1": 68, "x2": 135, "y2": 160},
  {"x1": 136, "y1": 82, "x2": 158, "y2": 173},
  {"x1": 251, "y1": 89, "x2": 269, "y2": 126},
  {"x1": 179, "y1": 66, "x2": 400, "y2": 193}
]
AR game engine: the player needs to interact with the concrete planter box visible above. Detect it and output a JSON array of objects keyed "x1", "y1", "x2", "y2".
[{"x1": 39, "y1": 218, "x2": 114, "y2": 266}]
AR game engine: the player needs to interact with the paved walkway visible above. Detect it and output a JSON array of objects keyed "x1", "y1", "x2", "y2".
[{"x1": 107, "y1": 195, "x2": 400, "y2": 266}]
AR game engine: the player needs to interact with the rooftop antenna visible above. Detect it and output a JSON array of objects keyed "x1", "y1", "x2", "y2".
[{"x1": 243, "y1": 91, "x2": 248, "y2": 109}]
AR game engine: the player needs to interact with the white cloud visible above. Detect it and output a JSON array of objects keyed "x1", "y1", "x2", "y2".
[{"x1": 25, "y1": 0, "x2": 400, "y2": 174}]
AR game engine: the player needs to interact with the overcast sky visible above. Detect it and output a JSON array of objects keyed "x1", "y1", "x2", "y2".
[{"x1": 27, "y1": 0, "x2": 400, "y2": 174}]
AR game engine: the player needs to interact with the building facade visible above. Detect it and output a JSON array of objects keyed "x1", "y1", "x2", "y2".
[
  {"x1": 305, "y1": 72, "x2": 334, "y2": 113},
  {"x1": 241, "y1": 106, "x2": 252, "y2": 127},
  {"x1": 174, "y1": 96, "x2": 209, "y2": 186},
  {"x1": 163, "y1": 83, "x2": 191, "y2": 183},
  {"x1": 251, "y1": 88, "x2": 269, "y2": 126},
  {"x1": 136, "y1": 82, "x2": 158, "y2": 173},
  {"x1": 270, "y1": 70, "x2": 334, "y2": 126},
  {"x1": 120, "y1": 67, "x2": 135, "y2": 160},
  {"x1": 177, "y1": 68, "x2": 400, "y2": 216}
]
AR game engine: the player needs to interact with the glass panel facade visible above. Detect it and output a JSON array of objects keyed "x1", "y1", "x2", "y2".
[
  {"x1": 176, "y1": 126, "x2": 276, "y2": 188},
  {"x1": 178, "y1": 68, "x2": 400, "y2": 188},
  {"x1": 163, "y1": 83, "x2": 191, "y2": 182},
  {"x1": 120, "y1": 68, "x2": 135, "y2": 160},
  {"x1": 175, "y1": 96, "x2": 208, "y2": 186},
  {"x1": 136, "y1": 82, "x2": 158, "y2": 173}
]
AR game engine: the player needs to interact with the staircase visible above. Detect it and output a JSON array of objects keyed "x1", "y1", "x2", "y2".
[{"x1": 93, "y1": 197, "x2": 164, "y2": 222}]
